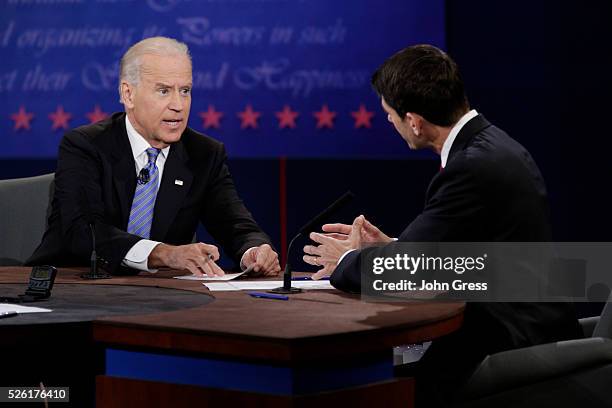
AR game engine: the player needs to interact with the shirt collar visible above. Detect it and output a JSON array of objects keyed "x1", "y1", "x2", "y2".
[
  {"x1": 125, "y1": 115, "x2": 169, "y2": 161},
  {"x1": 440, "y1": 109, "x2": 478, "y2": 168}
]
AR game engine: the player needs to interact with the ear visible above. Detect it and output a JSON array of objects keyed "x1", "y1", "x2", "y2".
[
  {"x1": 405, "y1": 113, "x2": 423, "y2": 135},
  {"x1": 120, "y1": 81, "x2": 136, "y2": 109}
]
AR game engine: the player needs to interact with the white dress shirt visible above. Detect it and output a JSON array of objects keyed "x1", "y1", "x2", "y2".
[
  {"x1": 122, "y1": 116, "x2": 255, "y2": 272},
  {"x1": 440, "y1": 109, "x2": 478, "y2": 168}
]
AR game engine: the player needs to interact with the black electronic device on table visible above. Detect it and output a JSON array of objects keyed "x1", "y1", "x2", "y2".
[
  {"x1": 0, "y1": 265, "x2": 57, "y2": 303},
  {"x1": 25, "y1": 265, "x2": 57, "y2": 299}
]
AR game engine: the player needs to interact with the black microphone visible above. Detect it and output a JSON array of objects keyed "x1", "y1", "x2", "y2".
[
  {"x1": 270, "y1": 191, "x2": 355, "y2": 294},
  {"x1": 298, "y1": 191, "x2": 355, "y2": 235},
  {"x1": 80, "y1": 188, "x2": 111, "y2": 280}
]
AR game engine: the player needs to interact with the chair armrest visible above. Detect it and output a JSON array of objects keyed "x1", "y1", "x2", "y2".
[
  {"x1": 460, "y1": 337, "x2": 612, "y2": 400},
  {"x1": 580, "y1": 316, "x2": 600, "y2": 337}
]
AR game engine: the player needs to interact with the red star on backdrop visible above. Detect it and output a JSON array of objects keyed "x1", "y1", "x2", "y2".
[
  {"x1": 48, "y1": 105, "x2": 72, "y2": 130},
  {"x1": 313, "y1": 104, "x2": 336, "y2": 129},
  {"x1": 86, "y1": 105, "x2": 109, "y2": 124},
  {"x1": 351, "y1": 104, "x2": 374, "y2": 128},
  {"x1": 237, "y1": 105, "x2": 261, "y2": 129},
  {"x1": 199, "y1": 105, "x2": 224, "y2": 129},
  {"x1": 10, "y1": 106, "x2": 34, "y2": 131},
  {"x1": 275, "y1": 105, "x2": 299, "y2": 129}
]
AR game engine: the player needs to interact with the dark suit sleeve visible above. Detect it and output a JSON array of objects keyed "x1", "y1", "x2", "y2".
[
  {"x1": 199, "y1": 144, "x2": 272, "y2": 263},
  {"x1": 331, "y1": 158, "x2": 484, "y2": 293},
  {"x1": 54, "y1": 131, "x2": 141, "y2": 273},
  {"x1": 330, "y1": 250, "x2": 362, "y2": 293}
]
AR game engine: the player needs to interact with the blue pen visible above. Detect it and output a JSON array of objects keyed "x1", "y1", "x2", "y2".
[
  {"x1": 292, "y1": 276, "x2": 330, "y2": 281},
  {"x1": 247, "y1": 291, "x2": 289, "y2": 301}
]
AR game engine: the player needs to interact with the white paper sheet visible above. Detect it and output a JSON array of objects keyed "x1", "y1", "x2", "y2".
[
  {"x1": 202, "y1": 282, "x2": 241, "y2": 291},
  {"x1": 292, "y1": 280, "x2": 335, "y2": 290},
  {"x1": 173, "y1": 271, "x2": 246, "y2": 281},
  {"x1": 203, "y1": 280, "x2": 334, "y2": 291},
  {"x1": 0, "y1": 304, "x2": 52, "y2": 313}
]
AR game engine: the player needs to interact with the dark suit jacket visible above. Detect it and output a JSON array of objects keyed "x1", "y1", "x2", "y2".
[
  {"x1": 330, "y1": 114, "x2": 581, "y2": 405},
  {"x1": 27, "y1": 113, "x2": 271, "y2": 274}
]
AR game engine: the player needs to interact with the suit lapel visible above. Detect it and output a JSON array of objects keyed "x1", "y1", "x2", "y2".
[
  {"x1": 150, "y1": 141, "x2": 193, "y2": 241},
  {"x1": 110, "y1": 114, "x2": 137, "y2": 229}
]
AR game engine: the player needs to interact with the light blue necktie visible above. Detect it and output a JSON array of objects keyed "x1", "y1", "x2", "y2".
[{"x1": 127, "y1": 147, "x2": 161, "y2": 238}]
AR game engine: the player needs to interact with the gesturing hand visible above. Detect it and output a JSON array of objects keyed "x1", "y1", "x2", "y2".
[
  {"x1": 322, "y1": 215, "x2": 393, "y2": 245},
  {"x1": 303, "y1": 215, "x2": 365, "y2": 280}
]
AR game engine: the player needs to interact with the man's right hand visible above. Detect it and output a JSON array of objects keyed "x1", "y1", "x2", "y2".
[
  {"x1": 148, "y1": 243, "x2": 225, "y2": 277},
  {"x1": 322, "y1": 215, "x2": 393, "y2": 245}
]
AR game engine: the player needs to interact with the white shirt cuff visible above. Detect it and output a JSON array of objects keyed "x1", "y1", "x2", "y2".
[
  {"x1": 240, "y1": 247, "x2": 257, "y2": 270},
  {"x1": 123, "y1": 240, "x2": 162, "y2": 273},
  {"x1": 337, "y1": 249, "x2": 357, "y2": 265}
]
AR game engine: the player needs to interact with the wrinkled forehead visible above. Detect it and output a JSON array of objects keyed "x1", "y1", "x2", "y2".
[{"x1": 139, "y1": 53, "x2": 192, "y2": 84}]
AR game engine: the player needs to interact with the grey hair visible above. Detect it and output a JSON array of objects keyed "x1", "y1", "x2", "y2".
[{"x1": 118, "y1": 36, "x2": 191, "y2": 104}]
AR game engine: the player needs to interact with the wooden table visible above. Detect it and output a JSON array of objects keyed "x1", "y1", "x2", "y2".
[{"x1": 0, "y1": 267, "x2": 464, "y2": 407}]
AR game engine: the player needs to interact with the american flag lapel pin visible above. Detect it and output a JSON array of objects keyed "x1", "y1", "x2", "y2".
[{"x1": 175, "y1": 179, "x2": 184, "y2": 186}]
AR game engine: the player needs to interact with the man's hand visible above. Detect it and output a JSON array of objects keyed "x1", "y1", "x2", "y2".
[
  {"x1": 322, "y1": 215, "x2": 393, "y2": 245},
  {"x1": 149, "y1": 243, "x2": 225, "y2": 277},
  {"x1": 242, "y1": 244, "x2": 281, "y2": 277},
  {"x1": 303, "y1": 215, "x2": 365, "y2": 280}
]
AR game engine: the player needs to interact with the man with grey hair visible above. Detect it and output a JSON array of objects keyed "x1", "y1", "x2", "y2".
[{"x1": 28, "y1": 36, "x2": 280, "y2": 277}]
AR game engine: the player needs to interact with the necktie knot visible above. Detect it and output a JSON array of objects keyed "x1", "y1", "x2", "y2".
[{"x1": 146, "y1": 148, "x2": 160, "y2": 165}]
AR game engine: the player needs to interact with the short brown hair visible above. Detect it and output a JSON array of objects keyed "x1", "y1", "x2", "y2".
[{"x1": 371, "y1": 44, "x2": 469, "y2": 126}]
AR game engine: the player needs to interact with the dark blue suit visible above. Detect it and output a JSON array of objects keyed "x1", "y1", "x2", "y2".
[{"x1": 330, "y1": 115, "x2": 581, "y2": 405}]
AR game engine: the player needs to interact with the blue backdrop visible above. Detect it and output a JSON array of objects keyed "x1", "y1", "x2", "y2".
[{"x1": 2, "y1": 0, "x2": 445, "y2": 158}]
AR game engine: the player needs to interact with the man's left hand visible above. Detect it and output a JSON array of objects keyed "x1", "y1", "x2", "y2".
[{"x1": 242, "y1": 244, "x2": 281, "y2": 277}]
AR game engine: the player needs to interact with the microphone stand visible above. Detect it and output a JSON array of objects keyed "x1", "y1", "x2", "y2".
[
  {"x1": 80, "y1": 219, "x2": 111, "y2": 280},
  {"x1": 270, "y1": 233, "x2": 303, "y2": 294},
  {"x1": 270, "y1": 191, "x2": 355, "y2": 294}
]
